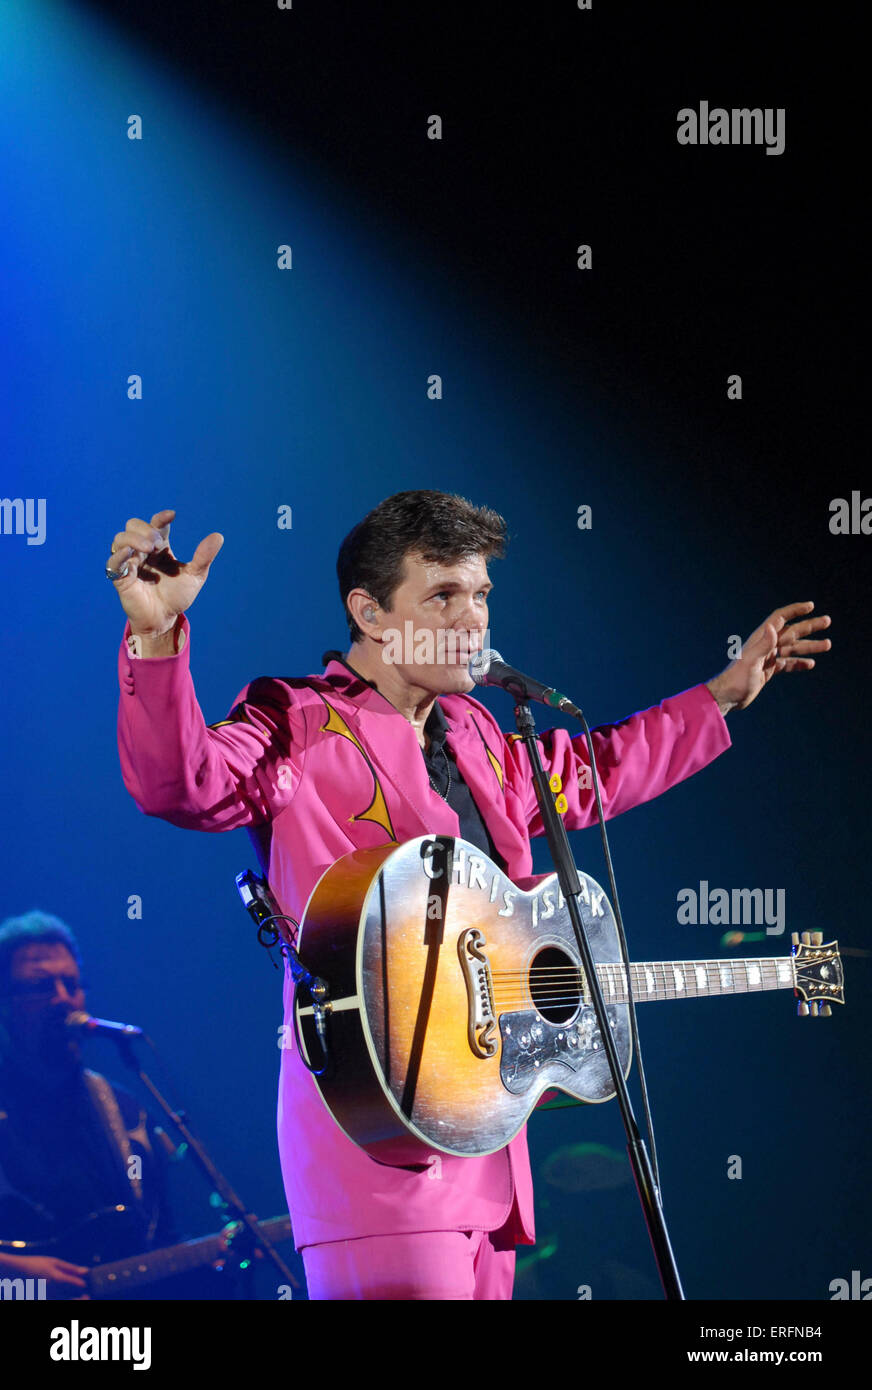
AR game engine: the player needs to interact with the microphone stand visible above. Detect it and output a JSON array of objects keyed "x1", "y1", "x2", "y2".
[
  {"x1": 513, "y1": 699, "x2": 684, "y2": 1300},
  {"x1": 111, "y1": 1034, "x2": 299, "y2": 1295}
]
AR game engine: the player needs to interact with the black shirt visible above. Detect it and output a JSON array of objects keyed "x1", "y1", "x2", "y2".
[
  {"x1": 420, "y1": 698, "x2": 504, "y2": 867},
  {"x1": 0, "y1": 1063, "x2": 173, "y2": 1252}
]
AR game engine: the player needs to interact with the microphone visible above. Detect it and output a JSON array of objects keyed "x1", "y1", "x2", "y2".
[
  {"x1": 65, "y1": 1010, "x2": 144, "y2": 1040},
  {"x1": 468, "y1": 649, "x2": 582, "y2": 719}
]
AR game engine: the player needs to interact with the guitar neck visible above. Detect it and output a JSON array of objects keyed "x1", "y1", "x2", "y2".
[
  {"x1": 597, "y1": 955, "x2": 795, "y2": 1005},
  {"x1": 87, "y1": 1216, "x2": 290, "y2": 1298}
]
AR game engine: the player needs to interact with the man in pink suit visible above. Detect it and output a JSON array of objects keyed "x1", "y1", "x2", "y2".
[{"x1": 107, "y1": 491, "x2": 831, "y2": 1299}]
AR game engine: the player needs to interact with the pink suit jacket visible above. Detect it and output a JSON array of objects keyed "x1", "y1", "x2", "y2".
[{"x1": 117, "y1": 617, "x2": 731, "y2": 1249}]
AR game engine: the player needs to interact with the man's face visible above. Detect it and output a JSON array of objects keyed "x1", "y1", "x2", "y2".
[
  {"x1": 376, "y1": 551, "x2": 492, "y2": 694},
  {"x1": 2, "y1": 943, "x2": 85, "y2": 1080}
]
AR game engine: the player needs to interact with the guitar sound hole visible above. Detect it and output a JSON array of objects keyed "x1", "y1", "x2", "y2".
[{"x1": 529, "y1": 946, "x2": 582, "y2": 1024}]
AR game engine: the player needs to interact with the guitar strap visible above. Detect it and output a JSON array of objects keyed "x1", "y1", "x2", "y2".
[{"x1": 82, "y1": 1069, "x2": 145, "y2": 1208}]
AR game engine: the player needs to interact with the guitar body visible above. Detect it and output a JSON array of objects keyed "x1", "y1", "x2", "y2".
[{"x1": 295, "y1": 835, "x2": 631, "y2": 1163}]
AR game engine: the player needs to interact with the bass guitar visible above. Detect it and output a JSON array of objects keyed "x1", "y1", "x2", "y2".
[{"x1": 0, "y1": 1205, "x2": 292, "y2": 1298}]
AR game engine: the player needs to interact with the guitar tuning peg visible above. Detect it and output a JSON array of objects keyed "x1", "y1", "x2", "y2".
[
  {"x1": 820, "y1": 1004, "x2": 832, "y2": 1017},
  {"x1": 801, "y1": 932, "x2": 812, "y2": 946},
  {"x1": 809, "y1": 1001, "x2": 819, "y2": 1017},
  {"x1": 791, "y1": 932, "x2": 800, "y2": 946},
  {"x1": 797, "y1": 1001, "x2": 810, "y2": 1016},
  {"x1": 811, "y1": 931, "x2": 823, "y2": 946}
]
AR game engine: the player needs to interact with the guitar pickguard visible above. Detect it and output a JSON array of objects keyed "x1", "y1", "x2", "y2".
[{"x1": 498, "y1": 1005, "x2": 618, "y2": 1094}]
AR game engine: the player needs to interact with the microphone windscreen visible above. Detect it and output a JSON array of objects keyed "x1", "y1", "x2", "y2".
[{"x1": 468, "y1": 648, "x2": 502, "y2": 683}]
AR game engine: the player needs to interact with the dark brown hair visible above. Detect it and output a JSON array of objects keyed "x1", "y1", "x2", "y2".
[
  {"x1": 337, "y1": 490, "x2": 508, "y2": 642},
  {"x1": 0, "y1": 911, "x2": 82, "y2": 999}
]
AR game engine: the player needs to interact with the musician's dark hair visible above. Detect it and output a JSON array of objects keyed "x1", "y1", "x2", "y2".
[
  {"x1": 337, "y1": 490, "x2": 508, "y2": 643},
  {"x1": 0, "y1": 911, "x2": 83, "y2": 999}
]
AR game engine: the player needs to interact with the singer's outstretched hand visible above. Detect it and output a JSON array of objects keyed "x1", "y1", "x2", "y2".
[
  {"x1": 705, "y1": 602, "x2": 832, "y2": 715},
  {"x1": 106, "y1": 509, "x2": 223, "y2": 638}
]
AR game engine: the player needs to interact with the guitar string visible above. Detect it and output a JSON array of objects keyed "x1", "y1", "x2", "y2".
[
  {"x1": 491, "y1": 969, "x2": 784, "y2": 988},
  {"x1": 490, "y1": 961, "x2": 780, "y2": 974},
  {"x1": 489, "y1": 966, "x2": 787, "y2": 1008},
  {"x1": 488, "y1": 990, "x2": 774, "y2": 1006},
  {"x1": 472, "y1": 960, "x2": 794, "y2": 1010},
  {"x1": 490, "y1": 966, "x2": 784, "y2": 982},
  {"x1": 489, "y1": 966, "x2": 783, "y2": 983},
  {"x1": 488, "y1": 971, "x2": 773, "y2": 979},
  {"x1": 488, "y1": 982, "x2": 783, "y2": 993},
  {"x1": 489, "y1": 962, "x2": 786, "y2": 972}
]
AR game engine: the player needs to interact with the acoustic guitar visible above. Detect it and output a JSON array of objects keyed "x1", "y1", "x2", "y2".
[{"x1": 293, "y1": 835, "x2": 844, "y2": 1164}]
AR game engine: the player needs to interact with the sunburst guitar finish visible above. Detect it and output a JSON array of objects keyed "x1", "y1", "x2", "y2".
[{"x1": 293, "y1": 836, "x2": 843, "y2": 1164}]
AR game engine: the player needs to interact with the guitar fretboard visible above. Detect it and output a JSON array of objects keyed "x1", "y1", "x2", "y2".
[
  {"x1": 596, "y1": 957, "x2": 795, "y2": 1004},
  {"x1": 87, "y1": 1216, "x2": 291, "y2": 1297}
]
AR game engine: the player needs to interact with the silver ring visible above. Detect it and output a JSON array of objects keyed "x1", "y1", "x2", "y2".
[{"x1": 106, "y1": 563, "x2": 130, "y2": 581}]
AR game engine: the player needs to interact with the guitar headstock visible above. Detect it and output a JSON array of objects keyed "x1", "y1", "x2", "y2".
[{"x1": 791, "y1": 932, "x2": 844, "y2": 1016}]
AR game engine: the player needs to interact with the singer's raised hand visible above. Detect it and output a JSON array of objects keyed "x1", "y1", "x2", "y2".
[
  {"x1": 106, "y1": 510, "x2": 224, "y2": 638},
  {"x1": 706, "y1": 601, "x2": 832, "y2": 715}
]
